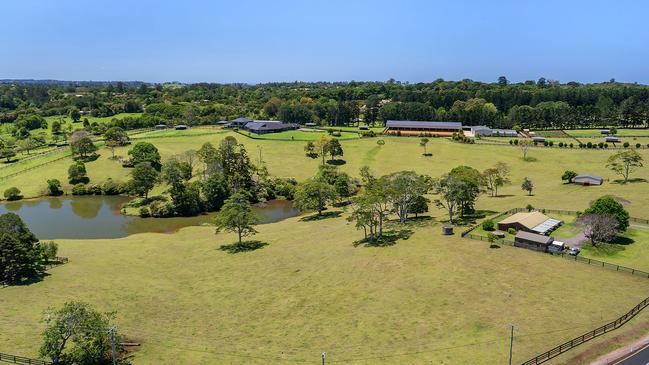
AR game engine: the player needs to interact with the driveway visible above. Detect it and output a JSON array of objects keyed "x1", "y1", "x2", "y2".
[{"x1": 562, "y1": 230, "x2": 587, "y2": 249}]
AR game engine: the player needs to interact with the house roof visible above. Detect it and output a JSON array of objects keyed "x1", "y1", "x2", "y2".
[
  {"x1": 515, "y1": 231, "x2": 554, "y2": 245},
  {"x1": 386, "y1": 120, "x2": 463, "y2": 129},
  {"x1": 245, "y1": 121, "x2": 297, "y2": 131},
  {"x1": 499, "y1": 212, "x2": 550, "y2": 230},
  {"x1": 231, "y1": 117, "x2": 253, "y2": 124},
  {"x1": 575, "y1": 174, "x2": 603, "y2": 182}
]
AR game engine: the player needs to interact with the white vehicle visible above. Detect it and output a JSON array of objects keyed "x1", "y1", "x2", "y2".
[{"x1": 548, "y1": 240, "x2": 565, "y2": 254}]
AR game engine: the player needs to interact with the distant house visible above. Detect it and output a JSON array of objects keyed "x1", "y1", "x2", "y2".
[
  {"x1": 600, "y1": 129, "x2": 610, "y2": 135},
  {"x1": 498, "y1": 211, "x2": 563, "y2": 235},
  {"x1": 154, "y1": 124, "x2": 167, "y2": 129},
  {"x1": 532, "y1": 136, "x2": 546, "y2": 143},
  {"x1": 515, "y1": 231, "x2": 555, "y2": 252},
  {"x1": 605, "y1": 136, "x2": 620, "y2": 143},
  {"x1": 243, "y1": 120, "x2": 299, "y2": 134},
  {"x1": 384, "y1": 120, "x2": 463, "y2": 136},
  {"x1": 174, "y1": 124, "x2": 188, "y2": 130},
  {"x1": 574, "y1": 174, "x2": 603, "y2": 186},
  {"x1": 358, "y1": 125, "x2": 370, "y2": 131}
]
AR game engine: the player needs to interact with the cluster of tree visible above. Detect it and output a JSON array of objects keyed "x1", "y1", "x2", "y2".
[
  {"x1": 4, "y1": 79, "x2": 649, "y2": 134},
  {"x1": 346, "y1": 168, "x2": 429, "y2": 242},
  {"x1": 576, "y1": 196, "x2": 630, "y2": 246},
  {"x1": 129, "y1": 138, "x2": 297, "y2": 218},
  {"x1": 294, "y1": 165, "x2": 359, "y2": 215},
  {"x1": 304, "y1": 136, "x2": 344, "y2": 164},
  {"x1": 0, "y1": 213, "x2": 57, "y2": 285}
]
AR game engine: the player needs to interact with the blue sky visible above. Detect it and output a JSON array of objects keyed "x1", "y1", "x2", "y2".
[{"x1": 1, "y1": 0, "x2": 648, "y2": 84}]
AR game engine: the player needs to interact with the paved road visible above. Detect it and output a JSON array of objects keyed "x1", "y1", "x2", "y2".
[{"x1": 615, "y1": 343, "x2": 649, "y2": 365}]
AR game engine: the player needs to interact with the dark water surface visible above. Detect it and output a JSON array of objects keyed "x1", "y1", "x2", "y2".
[{"x1": 0, "y1": 196, "x2": 299, "y2": 239}]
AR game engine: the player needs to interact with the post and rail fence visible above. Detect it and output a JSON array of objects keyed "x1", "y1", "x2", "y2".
[{"x1": 0, "y1": 352, "x2": 51, "y2": 365}]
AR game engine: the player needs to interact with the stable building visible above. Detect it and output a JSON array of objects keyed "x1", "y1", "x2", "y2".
[
  {"x1": 514, "y1": 231, "x2": 555, "y2": 252},
  {"x1": 384, "y1": 120, "x2": 463, "y2": 136},
  {"x1": 574, "y1": 174, "x2": 603, "y2": 186},
  {"x1": 226, "y1": 117, "x2": 253, "y2": 129},
  {"x1": 605, "y1": 136, "x2": 620, "y2": 143},
  {"x1": 464, "y1": 126, "x2": 518, "y2": 137},
  {"x1": 497, "y1": 211, "x2": 563, "y2": 235}
]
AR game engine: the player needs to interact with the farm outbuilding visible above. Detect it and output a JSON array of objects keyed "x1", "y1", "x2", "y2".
[
  {"x1": 574, "y1": 174, "x2": 603, "y2": 186},
  {"x1": 532, "y1": 136, "x2": 546, "y2": 143},
  {"x1": 243, "y1": 120, "x2": 299, "y2": 134},
  {"x1": 515, "y1": 231, "x2": 555, "y2": 252},
  {"x1": 605, "y1": 136, "x2": 620, "y2": 143},
  {"x1": 497, "y1": 212, "x2": 563, "y2": 235},
  {"x1": 384, "y1": 120, "x2": 463, "y2": 136},
  {"x1": 174, "y1": 124, "x2": 188, "y2": 130}
]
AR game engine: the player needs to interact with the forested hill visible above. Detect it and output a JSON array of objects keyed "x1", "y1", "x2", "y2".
[{"x1": 1, "y1": 78, "x2": 649, "y2": 132}]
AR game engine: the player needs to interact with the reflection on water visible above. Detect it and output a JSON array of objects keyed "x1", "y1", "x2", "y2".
[{"x1": 0, "y1": 196, "x2": 299, "y2": 240}]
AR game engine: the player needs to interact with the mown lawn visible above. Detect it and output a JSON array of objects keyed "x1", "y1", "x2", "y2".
[
  {"x1": 580, "y1": 228, "x2": 649, "y2": 271},
  {"x1": 1, "y1": 215, "x2": 649, "y2": 364},
  {"x1": 236, "y1": 129, "x2": 361, "y2": 141}
]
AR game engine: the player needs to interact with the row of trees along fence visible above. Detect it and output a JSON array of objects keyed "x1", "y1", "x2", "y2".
[
  {"x1": 521, "y1": 296, "x2": 649, "y2": 365},
  {"x1": 0, "y1": 352, "x2": 51, "y2": 365}
]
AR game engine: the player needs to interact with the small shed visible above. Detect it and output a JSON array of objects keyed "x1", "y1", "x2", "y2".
[
  {"x1": 574, "y1": 174, "x2": 603, "y2": 186},
  {"x1": 514, "y1": 231, "x2": 554, "y2": 252},
  {"x1": 600, "y1": 129, "x2": 610, "y2": 135},
  {"x1": 605, "y1": 136, "x2": 620, "y2": 143},
  {"x1": 305, "y1": 122, "x2": 317, "y2": 128},
  {"x1": 154, "y1": 124, "x2": 167, "y2": 129},
  {"x1": 174, "y1": 124, "x2": 188, "y2": 130},
  {"x1": 532, "y1": 136, "x2": 546, "y2": 143},
  {"x1": 442, "y1": 226, "x2": 453, "y2": 235}
]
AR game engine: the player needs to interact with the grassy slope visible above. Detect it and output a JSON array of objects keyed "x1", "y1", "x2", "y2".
[
  {"x1": 564, "y1": 129, "x2": 649, "y2": 138},
  {"x1": 1, "y1": 216, "x2": 649, "y2": 364}
]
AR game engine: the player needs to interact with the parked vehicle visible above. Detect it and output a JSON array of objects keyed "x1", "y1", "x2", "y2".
[{"x1": 568, "y1": 247, "x2": 581, "y2": 256}]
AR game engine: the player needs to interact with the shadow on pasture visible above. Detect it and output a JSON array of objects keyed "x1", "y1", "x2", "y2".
[
  {"x1": 299, "y1": 210, "x2": 343, "y2": 222},
  {"x1": 353, "y1": 229, "x2": 414, "y2": 248},
  {"x1": 219, "y1": 240, "x2": 268, "y2": 254},
  {"x1": 612, "y1": 178, "x2": 648, "y2": 184},
  {"x1": 326, "y1": 159, "x2": 346, "y2": 166}
]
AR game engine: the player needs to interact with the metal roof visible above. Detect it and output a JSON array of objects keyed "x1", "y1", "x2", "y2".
[
  {"x1": 531, "y1": 218, "x2": 563, "y2": 235},
  {"x1": 575, "y1": 174, "x2": 603, "y2": 181},
  {"x1": 245, "y1": 121, "x2": 297, "y2": 131},
  {"x1": 515, "y1": 231, "x2": 554, "y2": 244},
  {"x1": 386, "y1": 120, "x2": 462, "y2": 129}
]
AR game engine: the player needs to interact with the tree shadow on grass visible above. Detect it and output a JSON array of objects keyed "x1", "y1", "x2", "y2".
[
  {"x1": 612, "y1": 236, "x2": 635, "y2": 245},
  {"x1": 590, "y1": 243, "x2": 626, "y2": 256},
  {"x1": 326, "y1": 159, "x2": 346, "y2": 166},
  {"x1": 522, "y1": 157, "x2": 538, "y2": 162},
  {"x1": 219, "y1": 240, "x2": 268, "y2": 254},
  {"x1": 612, "y1": 178, "x2": 648, "y2": 184},
  {"x1": 299, "y1": 210, "x2": 342, "y2": 222},
  {"x1": 489, "y1": 244, "x2": 501, "y2": 249},
  {"x1": 353, "y1": 229, "x2": 414, "y2": 247},
  {"x1": 491, "y1": 194, "x2": 515, "y2": 198},
  {"x1": 4, "y1": 273, "x2": 50, "y2": 288}
]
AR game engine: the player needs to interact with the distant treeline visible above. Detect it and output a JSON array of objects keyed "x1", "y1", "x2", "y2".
[{"x1": 2, "y1": 78, "x2": 649, "y2": 131}]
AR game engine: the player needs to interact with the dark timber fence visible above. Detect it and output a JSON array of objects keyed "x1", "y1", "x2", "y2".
[
  {"x1": 0, "y1": 352, "x2": 51, "y2": 365},
  {"x1": 460, "y1": 207, "x2": 649, "y2": 364},
  {"x1": 521, "y1": 296, "x2": 649, "y2": 365}
]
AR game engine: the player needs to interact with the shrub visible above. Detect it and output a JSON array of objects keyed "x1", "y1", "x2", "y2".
[
  {"x1": 149, "y1": 201, "x2": 175, "y2": 217},
  {"x1": 636, "y1": 143, "x2": 641, "y2": 148},
  {"x1": 71, "y1": 184, "x2": 89, "y2": 195},
  {"x1": 139, "y1": 207, "x2": 151, "y2": 218},
  {"x1": 569, "y1": 143, "x2": 574, "y2": 148},
  {"x1": 332, "y1": 131, "x2": 341, "y2": 137},
  {"x1": 558, "y1": 142, "x2": 564, "y2": 147},
  {"x1": 102, "y1": 178, "x2": 122, "y2": 195},
  {"x1": 526, "y1": 204, "x2": 534, "y2": 212},
  {"x1": 507, "y1": 227, "x2": 517, "y2": 235},
  {"x1": 46, "y1": 179, "x2": 63, "y2": 196},
  {"x1": 514, "y1": 139, "x2": 519, "y2": 145},
  {"x1": 509, "y1": 140, "x2": 513, "y2": 145},
  {"x1": 3, "y1": 187, "x2": 22, "y2": 201},
  {"x1": 586, "y1": 142, "x2": 593, "y2": 148},
  {"x1": 543, "y1": 141, "x2": 549, "y2": 147},
  {"x1": 87, "y1": 184, "x2": 102, "y2": 195},
  {"x1": 41, "y1": 241, "x2": 58, "y2": 262},
  {"x1": 482, "y1": 219, "x2": 495, "y2": 231},
  {"x1": 623, "y1": 142, "x2": 630, "y2": 148},
  {"x1": 598, "y1": 142, "x2": 604, "y2": 148},
  {"x1": 548, "y1": 141, "x2": 554, "y2": 147}
]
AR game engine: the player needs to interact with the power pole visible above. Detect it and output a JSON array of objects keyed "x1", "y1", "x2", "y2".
[
  {"x1": 110, "y1": 326, "x2": 117, "y2": 365},
  {"x1": 321, "y1": 351, "x2": 325, "y2": 365},
  {"x1": 508, "y1": 325, "x2": 515, "y2": 365}
]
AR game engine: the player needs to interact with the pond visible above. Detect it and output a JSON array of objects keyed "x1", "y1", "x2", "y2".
[{"x1": 0, "y1": 196, "x2": 299, "y2": 240}]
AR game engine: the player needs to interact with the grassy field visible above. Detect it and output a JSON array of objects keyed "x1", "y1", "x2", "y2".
[
  {"x1": 2, "y1": 214, "x2": 649, "y2": 364},
  {"x1": 2, "y1": 131, "x2": 649, "y2": 363},
  {"x1": 236, "y1": 129, "x2": 361, "y2": 141},
  {"x1": 3, "y1": 132, "x2": 649, "y2": 218}
]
